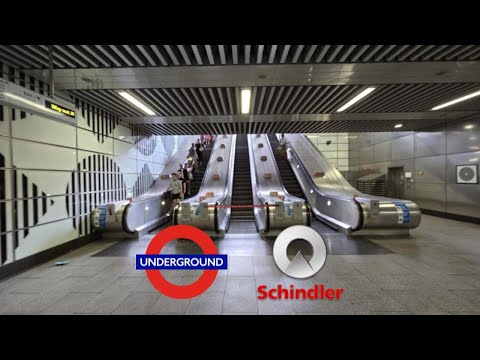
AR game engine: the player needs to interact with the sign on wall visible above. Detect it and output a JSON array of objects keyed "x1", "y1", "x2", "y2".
[{"x1": 0, "y1": 78, "x2": 77, "y2": 125}]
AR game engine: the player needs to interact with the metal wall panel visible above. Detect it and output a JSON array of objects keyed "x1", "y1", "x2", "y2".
[
  {"x1": 415, "y1": 183, "x2": 447, "y2": 212},
  {"x1": 392, "y1": 134, "x2": 414, "y2": 160},
  {"x1": 359, "y1": 145, "x2": 374, "y2": 164},
  {"x1": 414, "y1": 155, "x2": 446, "y2": 184},
  {"x1": 446, "y1": 184, "x2": 480, "y2": 218},
  {"x1": 446, "y1": 117, "x2": 480, "y2": 154},
  {"x1": 390, "y1": 131, "x2": 414, "y2": 140},
  {"x1": 374, "y1": 141, "x2": 392, "y2": 162},
  {"x1": 374, "y1": 132, "x2": 393, "y2": 144},
  {"x1": 415, "y1": 125, "x2": 446, "y2": 158},
  {"x1": 349, "y1": 123, "x2": 480, "y2": 218}
]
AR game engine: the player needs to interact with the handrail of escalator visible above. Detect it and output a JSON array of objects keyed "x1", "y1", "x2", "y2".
[
  {"x1": 285, "y1": 140, "x2": 356, "y2": 203},
  {"x1": 264, "y1": 134, "x2": 300, "y2": 200},
  {"x1": 204, "y1": 135, "x2": 237, "y2": 233},
  {"x1": 285, "y1": 139, "x2": 364, "y2": 231},
  {"x1": 302, "y1": 135, "x2": 354, "y2": 193},
  {"x1": 122, "y1": 191, "x2": 171, "y2": 233}
]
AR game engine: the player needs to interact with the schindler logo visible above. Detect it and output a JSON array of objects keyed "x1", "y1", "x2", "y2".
[
  {"x1": 273, "y1": 225, "x2": 327, "y2": 279},
  {"x1": 258, "y1": 225, "x2": 344, "y2": 301}
]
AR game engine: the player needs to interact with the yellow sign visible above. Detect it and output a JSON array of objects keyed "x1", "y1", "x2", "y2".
[{"x1": 45, "y1": 100, "x2": 76, "y2": 118}]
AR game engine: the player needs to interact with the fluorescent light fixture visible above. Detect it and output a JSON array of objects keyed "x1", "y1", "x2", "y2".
[
  {"x1": 118, "y1": 91, "x2": 155, "y2": 115},
  {"x1": 241, "y1": 88, "x2": 251, "y2": 114},
  {"x1": 464, "y1": 124, "x2": 474, "y2": 130},
  {"x1": 394, "y1": 124, "x2": 403, "y2": 128},
  {"x1": 336, "y1": 87, "x2": 376, "y2": 112},
  {"x1": 431, "y1": 90, "x2": 480, "y2": 110}
]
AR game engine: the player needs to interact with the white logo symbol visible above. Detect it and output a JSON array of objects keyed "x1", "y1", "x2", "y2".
[{"x1": 273, "y1": 225, "x2": 327, "y2": 279}]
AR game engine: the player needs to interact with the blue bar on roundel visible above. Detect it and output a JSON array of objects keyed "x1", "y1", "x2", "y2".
[{"x1": 136, "y1": 254, "x2": 228, "y2": 270}]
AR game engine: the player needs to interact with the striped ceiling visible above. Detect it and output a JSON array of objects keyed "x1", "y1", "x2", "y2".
[{"x1": 2, "y1": 45, "x2": 480, "y2": 69}]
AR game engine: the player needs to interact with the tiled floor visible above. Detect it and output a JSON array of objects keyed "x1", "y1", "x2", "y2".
[{"x1": 1, "y1": 215, "x2": 480, "y2": 315}]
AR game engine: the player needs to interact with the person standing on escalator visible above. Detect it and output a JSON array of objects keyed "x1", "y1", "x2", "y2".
[
  {"x1": 178, "y1": 163, "x2": 190, "y2": 197},
  {"x1": 279, "y1": 133, "x2": 287, "y2": 160},
  {"x1": 166, "y1": 173, "x2": 183, "y2": 207},
  {"x1": 195, "y1": 139, "x2": 204, "y2": 166}
]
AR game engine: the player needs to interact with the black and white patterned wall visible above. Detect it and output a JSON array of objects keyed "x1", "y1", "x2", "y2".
[{"x1": 0, "y1": 62, "x2": 186, "y2": 266}]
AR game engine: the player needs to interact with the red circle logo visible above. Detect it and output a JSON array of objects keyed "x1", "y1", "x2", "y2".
[{"x1": 145, "y1": 225, "x2": 218, "y2": 299}]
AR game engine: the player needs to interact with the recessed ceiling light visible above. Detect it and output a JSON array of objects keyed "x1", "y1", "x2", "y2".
[
  {"x1": 118, "y1": 91, "x2": 155, "y2": 116},
  {"x1": 431, "y1": 90, "x2": 480, "y2": 110},
  {"x1": 464, "y1": 124, "x2": 474, "y2": 130},
  {"x1": 241, "y1": 88, "x2": 251, "y2": 114},
  {"x1": 394, "y1": 124, "x2": 403, "y2": 128},
  {"x1": 336, "y1": 87, "x2": 376, "y2": 112}
]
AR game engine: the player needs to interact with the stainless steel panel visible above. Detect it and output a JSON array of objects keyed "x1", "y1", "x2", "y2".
[
  {"x1": 446, "y1": 152, "x2": 480, "y2": 184},
  {"x1": 446, "y1": 184, "x2": 480, "y2": 218},
  {"x1": 392, "y1": 135, "x2": 414, "y2": 160},
  {"x1": 390, "y1": 131, "x2": 414, "y2": 140},
  {"x1": 446, "y1": 117, "x2": 480, "y2": 154},
  {"x1": 359, "y1": 145, "x2": 374, "y2": 164},
  {"x1": 374, "y1": 141, "x2": 392, "y2": 163},
  {"x1": 374, "y1": 132, "x2": 393, "y2": 144},
  {"x1": 24, "y1": 62, "x2": 480, "y2": 89},
  {"x1": 415, "y1": 183, "x2": 447, "y2": 212},
  {"x1": 121, "y1": 112, "x2": 464, "y2": 125},
  {"x1": 415, "y1": 125, "x2": 446, "y2": 157},
  {"x1": 358, "y1": 133, "x2": 374, "y2": 148},
  {"x1": 414, "y1": 155, "x2": 446, "y2": 184}
]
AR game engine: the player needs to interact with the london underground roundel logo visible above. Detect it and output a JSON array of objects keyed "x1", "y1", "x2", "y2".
[
  {"x1": 273, "y1": 225, "x2": 327, "y2": 279},
  {"x1": 136, "y1": 225, "x2": 228, "y2": 299}
]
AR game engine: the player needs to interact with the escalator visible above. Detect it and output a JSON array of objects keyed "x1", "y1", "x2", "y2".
[
  {"x1": 267, "y1": 134, "x2": 305, "y2": 199},
  {"x1": 230, "y1": 134, "x2": 254, "y2": 222},
  {"x1": 187, "y1": 142, "x2": 214, "y2": 197},
  {"x1": 174, "y1": 135, "x2": 236, "y2": 236},
  {"x1": 279, "y1": 134, "x2": 422, "y2": 235}
]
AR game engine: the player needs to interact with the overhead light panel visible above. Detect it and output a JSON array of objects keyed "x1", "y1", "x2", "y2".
[
  {"x1": 241, "y1": 88, "x2": 251, "y2": 114},
  {"x1": 394, "y1": 124, "x2": 403, "y2": 128},
  {"x1": 336, "y1": 87, "x2": 376, "y2": 112},
  {"x1": 431, "y1": 90, "x2": 480, "y2": 110},
  {"x1": 118, "y1": 91, "x2": 155, "y2": 116}
]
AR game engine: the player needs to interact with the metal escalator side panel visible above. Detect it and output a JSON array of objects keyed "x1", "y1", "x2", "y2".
[{"x1": 285, "y1": 140, "x2": 359, "y2": 231}]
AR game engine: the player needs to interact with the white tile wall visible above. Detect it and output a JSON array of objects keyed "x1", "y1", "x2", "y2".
[
  {"x1": 12, "y1": 139, "x2": 77, "y2": 171},
  {"x1": 12, "y1": 113, "x2": 76, "y2": 147},
  {"x1": 77, "y1": 128, "x2": 114, "y2": 155}
]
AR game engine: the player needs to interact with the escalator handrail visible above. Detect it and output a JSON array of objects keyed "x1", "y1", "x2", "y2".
[
  {"x1": 264, "y1": 134, "x2": 304, "y2": 201},
  {"x1": 285, "y1": 137, "x2": 357, "y2": 203},
  {"x1": 207, "y1": 135, "x2": 237, "y2": 232}
]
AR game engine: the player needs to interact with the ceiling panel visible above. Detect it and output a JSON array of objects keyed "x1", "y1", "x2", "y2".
[
  {"x1": 136, "y1": 118, "x2": 447, "y2": 135},
  {"x1": 3, "y1": 45, "x2": 480, "y2": 69},
  {"x1": 67, "y1": 83, "x2": 480, "y2": 117}
]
